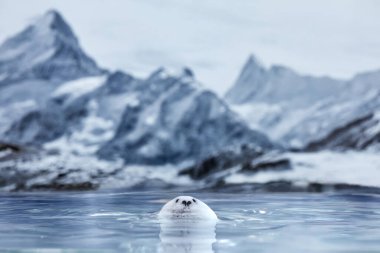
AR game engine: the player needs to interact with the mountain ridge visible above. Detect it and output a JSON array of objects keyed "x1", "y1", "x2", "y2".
[
  {"x1": 225, "y1": 55, "x2": 380, "y2": 151},
  {"x1": 0, "y1": 9, "x2": 278, "y2": 166}
]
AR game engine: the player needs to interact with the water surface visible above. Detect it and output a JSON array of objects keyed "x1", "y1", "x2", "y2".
[{"x1": 0, "y1": 191, "x2": 379, "y2": 252}]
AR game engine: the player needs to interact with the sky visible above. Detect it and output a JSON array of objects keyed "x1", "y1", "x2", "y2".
[{"x1": 0, "y1": 0, "x2": 380, "y2": 95}]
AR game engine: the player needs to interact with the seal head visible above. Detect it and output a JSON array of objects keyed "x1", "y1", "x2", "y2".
[{"x1": 158, "y1": 196, "x2": 218, "y2": 221}]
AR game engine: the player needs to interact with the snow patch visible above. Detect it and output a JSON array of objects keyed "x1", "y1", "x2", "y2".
[
  {"x1": 100, "y1": 163, "x2": 193, "y2": 189},
  {"x1": 226, "y1": 151, "x2": 380, "y2": 188},
  {"x1": 44, "y1": 100, "x2": 114, "y2": 155},
  {"x1": 124, "y1": 93, "x2": 140, "y2": 108},
  {"x1": 0, "y1": 99, "x2": 37, "y2": 134},
  {"x1": 0, "y1": 149, "x2": 12, "y2": 159},
  {"x1": 52, "y1": 75, "x2": 107, "y2": 101},
  {"x1": 230, "y1": 103, "x2": 283, "y2": 131}
]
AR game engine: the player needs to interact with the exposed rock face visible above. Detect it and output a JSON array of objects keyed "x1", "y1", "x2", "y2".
[
  {"x1": 178, "y1": 145, "x2": 291, "y2": 183},
  {"x1": 304, "y1": 112, "x2": 380, "y2": 151},
  {"x1": 98, "y1": 69, "x2": 275, "y2": 164},
  {"x1": 282, "y1": 77, "x2": 380, "y2": 151},
  {"x1": 225, "y1": 55, "x2": 380, "y2": 151},
  {"x1": 4, "y1": 74, "x2": 123, "y2": 150},
  {"x1": 4, "y1": 66, "x2": 275, "y2": 164}
]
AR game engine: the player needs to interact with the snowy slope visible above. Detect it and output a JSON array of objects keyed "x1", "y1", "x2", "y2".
[
  {"x1": 98, "y1": 68, "x2": 275, "y2": 164},
  {"x1": 0, "y1": 10, "x2": 105, "y2": 138},
  {"x1": 284, "y1": 84, "x2": 380, "y2": 150},
  {"x1": 226, "y1": 151, "x2": 380, "y2": 189},
  {"x1": 225, "y1": 55, "x2": 345, "y2": 106},
  {"x1": 5, "y1": 67, "x2": 275, "y2": 164},
  {"x1": 225, "y1": 55, "x2": 380, "y2": 150},
  {"x1": 5, "y1": 73, "x2": 124, "y2": 150}
]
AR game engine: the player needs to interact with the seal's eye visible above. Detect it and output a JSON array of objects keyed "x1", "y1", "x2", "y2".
[
  {"x1": 192, "y1": 199, "x2": 196, "y2": 203},
  {"x1": 175, "y1": 199, "x2": 179, "y2": 203}
]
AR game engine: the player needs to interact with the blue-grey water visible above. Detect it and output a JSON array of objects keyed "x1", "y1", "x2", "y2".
[{"x1": 0, "y1": 191, "x2": 379, "y2": 252}]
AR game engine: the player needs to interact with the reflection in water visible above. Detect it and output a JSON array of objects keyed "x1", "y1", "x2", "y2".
[
  {"x1": 1, "y1": 193, "x2": 379, "y2": 252},
  {"x1": 159, "y1": 219, "x2": 217, "y2": 253}
]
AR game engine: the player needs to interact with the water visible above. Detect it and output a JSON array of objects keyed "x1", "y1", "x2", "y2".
[{"x1": 0, "y1": 191, "x2": 379, "y2": 252}]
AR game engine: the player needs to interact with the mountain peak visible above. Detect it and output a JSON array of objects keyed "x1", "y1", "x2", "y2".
[
  {"x1": 0, "y1": 10, "x2": 104, "y2": 83},
  {"x1": 32, "y1": 9, "x2": 77, "y2": 41},
  {"x1": 44, "y1": 9, "x2": 63, "y2": 20},
  {"x1": 245, "y1": 54, "x2": 265, "y2": 70},
  {"x1": 224, "y1": 54, "x2": 267, "y2": 104},
  {"x1": 148, "y1": 67, "x2": 196, "y2": 81}
]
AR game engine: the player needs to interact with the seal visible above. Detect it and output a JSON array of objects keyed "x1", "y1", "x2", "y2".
[
  {"x1": 158, "y1": 196, "x2": 218, "y2": 221},
  {"x1": 158, "y1": 196, "x2": 217, "y2": 253}
]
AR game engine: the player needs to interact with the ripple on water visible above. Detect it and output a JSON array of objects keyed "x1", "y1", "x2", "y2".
[{"x1": 0, "y1": 192, "x2": 379, "y2": 252}]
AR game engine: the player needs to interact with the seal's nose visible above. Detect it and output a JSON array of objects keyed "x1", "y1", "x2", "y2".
[{"x1": 181, "y1": 200, "x2": 192, "y2": 206}]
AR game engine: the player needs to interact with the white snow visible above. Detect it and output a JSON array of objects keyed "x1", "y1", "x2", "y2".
[
  {"x1": 0, "y1": 149, "x2": 12, "y2": 159},
  {"x1": 155, "y1": 67, "x2": 195, "y2": 81},
  {"x1": 124, "y1": 93, "x2": 140, "y2": 108},
  {"x1": 144, "y1": 115, "x2": 156, "y2": 126},
  {"x1": 44, "y1": 100, "x2": 115, "y2": 156},
  {"x1": 0, "y1": 99, "x2": 37, "y2": 135},
  {"x1": 0, "y1": 153, "x2": 123, "y2": 191},
  {"x1": 0, "y1": 152, "x2": 193, "y2": 191},
  {"x1": 226, "y1": 151, "x2": 380, "y2": 188},
  {"x1": 208, "y1": 96, "x2": 227, "y2": 119},
  {"x1": 125, "y1": 84, "x2": 179, "y2": 142},
  {"x1": 165, "y1": 88, "x2": 199, "y2": 127},
  {"x1": 100, "y1": 163, "x2": 193, "y2": 190},
  {"x1": 231, "y1": 103, "x2": 283, "y2": 130},
  {"x1": 33, "y1": 10, "x2": 57, "y2": 33},
  {"x1": 0, "y1": 43, "x2": 29, "y2": 61},
  {"x1": 231, "y1": 102, "x2": 319, "y2": 140},
  {"x1": 52, "y1": 75, "x2": 107, "y2": 101},
  {"x1": 29, "y1": 48, "x2": 55, "y2": 65}
]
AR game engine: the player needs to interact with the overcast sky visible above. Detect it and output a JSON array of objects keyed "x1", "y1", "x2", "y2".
[{"x1": 1, "y1": 0, "x2": 380, "y2": 95}]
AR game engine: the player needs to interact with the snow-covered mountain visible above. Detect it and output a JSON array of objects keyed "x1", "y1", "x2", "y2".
[
  {"x1": 225, "y1": 55, "x2": 380, "y2": 151},
  {"x1": 0, "y1": 10, "x2": 275, "y2": 165},
  {"x1": 5, "y1": 67, "x2": 275, "y2": 164},
  {"x1": 0, "y1": 10, "x2": 278, "y2": 190},
  {"x1": 1, "y1": 10, "x2": 378, "y2": 192},
  {"x1": 0, "y1": 10, "x2": 104, "y2": 84},
  {"x1": 284, "y1": 73, "x2": 380, "y2": 151},
  {"x1": 98, "y1": 68, "x2": 275, "y2": 164},
  {"x1": 225, "y1": 55, "x2": 346, "y2": 107},
  {"x1": 0, "y1": 10, "x2": 105, "y2": 137}
]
